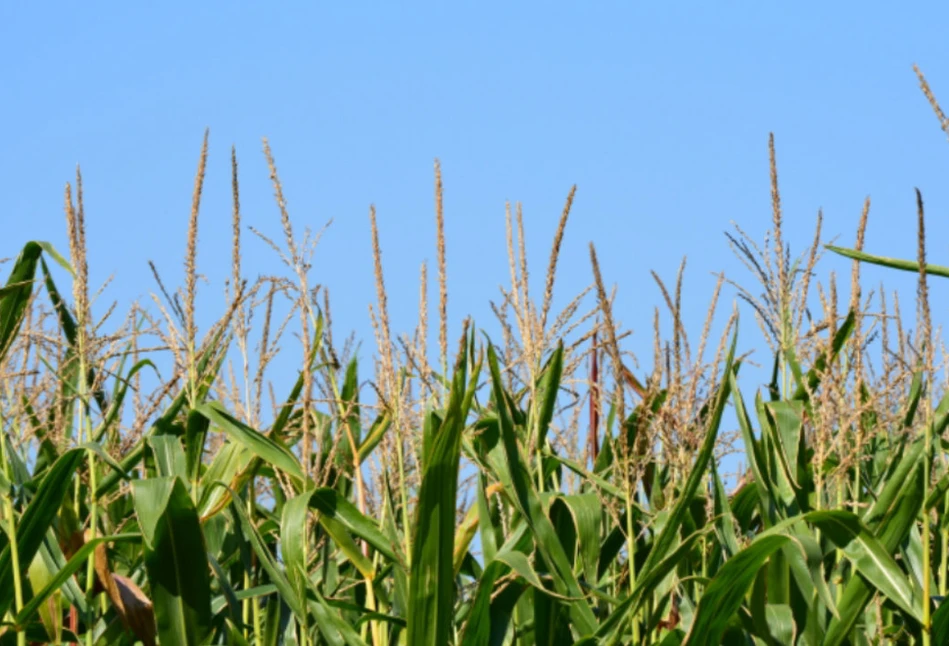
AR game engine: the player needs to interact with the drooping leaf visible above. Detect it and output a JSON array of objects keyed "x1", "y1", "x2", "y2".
[
  {"x1": 0, "y1": 242, "x2": 45, "y2": 363},
  {"x1": 197, "y1": 402, "x2": 305, "y2": 488},
  {"x1": 808, "y1": 510, "x2": 922, "y2": 621},
  {"x1": 17, "y1": 534, "x2": 140, "y2": 625}
]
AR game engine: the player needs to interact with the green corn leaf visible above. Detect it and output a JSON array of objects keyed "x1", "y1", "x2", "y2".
[
  {"x1": 280, "y1": 493, "x2": 312, "y2": 600},
  {"x1": 185, "y1": 409, "x2": 210, "y2": 487},
  {"x1": 132, "y1": 476, "x2": 212, "y2": 646},
  {"x1": 196, "y1": 442, "x2": 254, "y2": 518},
  {"x1": 827, "y1": 245, "x2": 949, "y2": 278},
  {"x1": 148, "y1": 435, "x2": 188, "y2": 479},
  {"x1": 731, "y1": 370, "x2": 777, "y2": 524},
  {"x1": 308, "y1": 488, "x2": 400, "y2": 564},
  {"x1": 224, "y1": 618, "x2": 253, "y2": 646},
  {"x1": 357, "y1": 412, "x2": 391, "y2": 464},
  {"x1": 306, "y1": 588, "x2": 370, "y2": 646},
  {"x1": 551, "y1": 493, "x2": 601, "y2": 588},
  {"x1": 684, "y1": 533, "x2": 812, "y2": 646},
  {"x1": 933, "y1": 595, "x2": 949, "y2": 646},
  {"x1": 40, "y1": 258, "x2": 110, "y2": 414},
  {"x1": 640, "y1": 327, "x2": 737, "y2": 577},
  {"x1": 0, "y1": 447, "x2": 85, "y2": 619},
  {"x1": 95, "y1": 336, "x2": 226, "y2": 498},
  {"x1": 406, "y1": 328, "x2": 470, "y2": 646},
  {"x1": 16, "y1": 534, "x2": 140, "y2": 624},
  {"x1": 597, "y1": 528, "x2": 709, "y2": 641},
  {"x1": 824, "y1": 444, "x2": 926, "y2": 645},
  {"x1": 197, "y1": 401, "x2": 305, "y2": 488},
  {"x1": 711, "y1": 460, "x2": 741, "y2": 560},
  {"x1": 207, "y1": 552, "x2": 242, "y2": 627},
  {"x1": 534, "y1": 345, "x2": 564, "y2": 451},
  {"x1": 0, "y1": 242, "x2": 43, "y2": 363},
  {"x1": 808, "y1": 510, "x2": 922, "y2": 621},
  {"x1": 218, "y1": 489, "x2": 305, "y2": 626},
  {"x1": 269, "y1": 316, "x2": 324, "y2": 441},
  {"x1": 90, "y1": 359, "x2": 157, "y2": 443},
  {"x1": 486, "y1": 340, "x2": 598, "y2": 637},
  {"x1": 790, "y1": 310, "x2": 855, "y2": 403},
  {"x1": 460, "y1": 524, "x2": 534, "y2": 646}
]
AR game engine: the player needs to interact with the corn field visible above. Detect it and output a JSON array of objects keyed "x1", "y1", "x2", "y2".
[{"x1": 3, "y1": 69, "x2": 949, "y2": 646}]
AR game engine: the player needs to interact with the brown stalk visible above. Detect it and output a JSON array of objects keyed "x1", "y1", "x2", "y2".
[
  {"x1": 769, "y1": 133, "x2": 786, "y2": 315},
  {"x1": 230, "y1": 146, "x2": 242, "y2": 299},
  {"x1": 516, "y1": 203, "x2": 530, "y2": 334},
  {"x1": 435, "y1": 159, "x2": 448, "y2": 376},
  {"x1": 849, "y1": 197, "x2": 871, "y2": 394},
  {"x1": 504, "y1": 202, "x2": 530, "y2": 376},
  {"x1": 185, "y1": 129, "x2": 209, "y2": 392},
  {"x1": 588, "y1": 243, "x2": 629, "y2": 427},
  {"x1": 588, "y1": 328, "x2": 600, "y2": 464},
  {"x1": 369, "y1": 205, "x2": 396, "y2": 404},
  {"x1": 915, "y1": 65, "x2": 949, "y2": 140},
  {"x1": 254, "y1": 284, "x2": 276, "y2": 426},
  {"x1": 917, "y1": 189, "x2": 933, "y2": 400},
  {"x1": 796, "y1": 210, "x2": 823, "y2": 334},
  {"x1": 418, "y1": 261, "x2": 432, "y2": 398},
  {"x1": 540, "y1": 185, "x2": 576, "y2": 332}
]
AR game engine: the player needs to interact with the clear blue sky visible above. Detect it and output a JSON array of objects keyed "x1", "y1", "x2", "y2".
[{"x1": 3, "y1": 4, "x2": 949, "y2": 413}]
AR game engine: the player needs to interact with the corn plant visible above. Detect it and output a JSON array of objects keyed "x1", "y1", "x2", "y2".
[{"x1": 2, "y1": 66, "x2": 949, "y2": 646}]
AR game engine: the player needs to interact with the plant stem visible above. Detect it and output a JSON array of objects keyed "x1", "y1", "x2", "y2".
[
  {"x1": 0, "y1": 413, "x2": 26, "y2": 646},
  {"x1": 243, "y1": 486, "x2": 252, "y2": 641},
  {"x1": 624, "y1": 466, "x2": 639, "y2": 643},
  {"x1": 923, "y1": 417, "x2": 932, "y2": 646},
  {"x1": 941, "y1": 493, "x2": 949, "y2": 598}
]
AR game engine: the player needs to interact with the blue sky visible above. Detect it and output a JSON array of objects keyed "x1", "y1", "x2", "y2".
[{"x1": 3, "y1": 4, "x2": 949, "y2": 428}]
